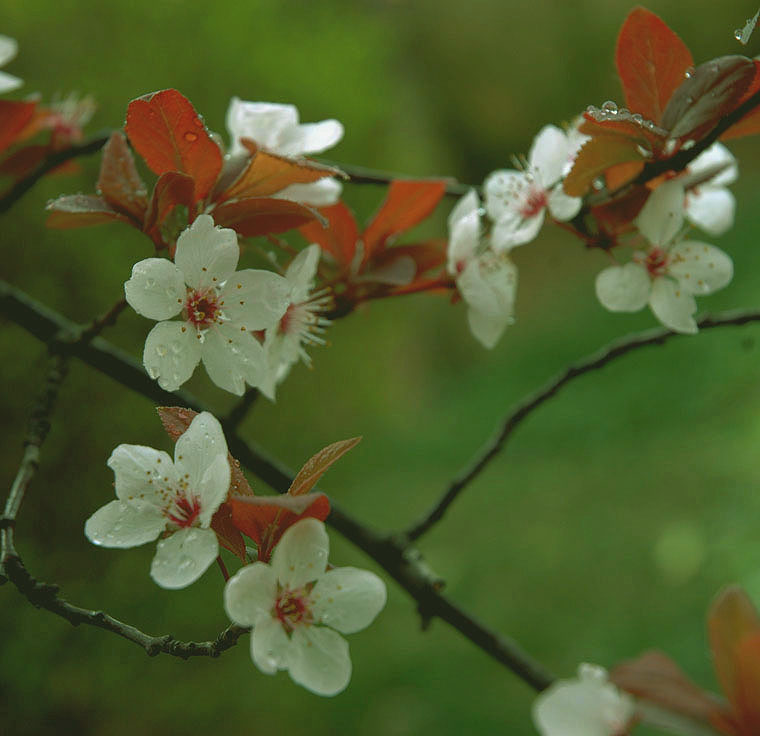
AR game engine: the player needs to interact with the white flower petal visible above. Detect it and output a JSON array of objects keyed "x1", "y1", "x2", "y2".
[
  {"x1": 276, "y1": 119, "x2": 344, "y2": 156},
  {"x1": 85, "y1": 500, "x2": 165, "y2": 548},
  {"x1": 285, "y1": 244, "x2": 321, "y2": 300},
  {"x1": 0, "y1": 70, "x2": 22, "y2": 94},
  {"x1": 547, "y1": 184, "x2": 582, "y2": 221},
  {"x1": 528, "y1": 125, "x2": 571, "y2": 188},
  {"x1": 201, "y1": 322, "x2": 266, "y2": 396},
  {"x1": 150, "y1": 526, "x2": 218, "y2": 589},
  {"x1": 649, "y1": 277, "x2": 698, "y2": 334},
  {"x1": 226, "y1": 98, "x2": 299, "y2": 155},
  {"x1": 173, "y1": 411, "x2": 229, "y2": 524},
  {"x1": 289, "y1": 626, "x2": 351, "y2": 697},
  {"x1": 668, "y1": 240, "x2": 733, "y2": 295},
  {"x1": 491, "y1": 209, "x2": 545, "y2": 251},
  {"x1": 224, "y1": 562, "x2": 278, "y2": 626},
  {"x1": 635, "y1": 181, "x2": 685, "y2": 246},
  {"x1": 124, "y1": 258, "x2": 185, "y2": 321},
  {"x1": 143, "y1": 320, "x2": 202, "y2": 391},
  {"x1": 484, "y1": 170, "x2": 524, "y2": 221},
  {"x1": 685, "y1": 188, "x2": 735, "y2": 236},
  {"x1": 0, "y1": 35, "x2": 18, "y2": 67},
  {"x1": 276, "y1": 178, "x2": 342, "y2": 206},
  {"x1": 312, "y1": 567, "x2": 387, "y2": 634},
  {"x1": 687, "y1": 142, "x2": 737, "y2": 187},
  {"x1": 107, "y1": 444, "x2": 177, "y2": 508},
  {"x1": 447, "y1": 190, "x2": 481, "y2": 272},
  {"x1": 271, "y1": 518, "x2": 329, "y2": 589},
  {"x1": 251, "y1": 614, "x2": 292, "y2": 675},
  {"x1": 174, "y1": 215, "x2": 239, "y2": 290},
  {"x1": 532, "y1": 664, "x2": 634, "y2": 736},
  {"x1": 595, "y1": 263, "x2": 651, "y2": 312},
  {"x1": 219, "y1": 269, "x2": 290, "y2": 329},
  {"x1": 457, "y1": 253, "x2": 517, "y2": 348}
]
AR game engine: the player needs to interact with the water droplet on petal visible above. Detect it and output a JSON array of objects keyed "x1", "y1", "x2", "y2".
[
  {"x1": 184, "y1": 132, "x2": 198, "y2": 142},
  {"x1": 145, "y1": 278, "x2": 155, "y2": 288},
  {"x1": 601, "y1": 100, "x2": 618, "y2": 114},
  {"x1": 170, "y1": 341, "x2": 182, "y2": 354},
  {"x1": 156, "y1": 345, "x2": 167, "y2": 357}
]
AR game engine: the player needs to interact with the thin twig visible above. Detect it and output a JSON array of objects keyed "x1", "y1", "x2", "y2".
[
  {"x1": 225, "y1": 387, "x2": 260, "y2": 430},
  {"x1": 0, "y1": 278, "x2": 554, "y2": 690},
  {"x1": 406, "y1": 310, "x2": 760, "y2": 540},
  {"x1": 0, "y1": 133, "x2": 110, "y2": 215}
]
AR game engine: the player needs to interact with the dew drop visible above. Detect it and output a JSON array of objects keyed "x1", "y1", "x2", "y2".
[
  {"x1": 618, "y1": 107, "x2": 630, "y2": 116},
  {"x1": 601, "y1": 100, "x2": 618, "y2": 114},
  {"x1": 585, "y1": 104, "x2": 596, "y2": 114},
  {"x1": 184, "y1": 131, "x2": 198, "y2": 143},
  {"x1": 734, "y1": 28, "x2": 744, "y2": 41},
  {"x1": 684, "y1": 66, "x2": 695, "y2": 79},
  {"x1": 631, "y1": 113, "x2": 643, "y2": 124},
  {"x1": 145, "y1": 278, "x2": 155, "y2": 288},
  {"x1": 156, "y1": 345, "x2": 167, "y2": 357},
  {"x1": 170, "y1": 341, "x2": 182, "y2": 354}
]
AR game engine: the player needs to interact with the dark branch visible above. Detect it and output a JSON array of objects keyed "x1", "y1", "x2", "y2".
[
  {"x1": 0, "y1": 278, "x2": 554, "y2": 689},
  {"x1": 225, "y1": 387, "x2": 260, "y2": 429},
  {"x1": 0, "y1": 133, "x2": 110, "y2": 215},
  {"x1": 406, "y1": 309, "x2": 760, "y2": 540}
]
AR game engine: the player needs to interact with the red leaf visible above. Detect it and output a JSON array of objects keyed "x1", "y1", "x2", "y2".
[
  {"x1": 579, "y1": 112, "x2": 666, "y2": 151},
  {"x1": 45, "y1": 195, "x2": 134, "y2": 229},
  {"x1": 219, "y1": 140, "x2": 342, "y2": 201},
  {"x1": 288, "y1": 437, "x2": 362, "y2": 496},
  {"x1": 229, "y1": 492, "x2": 330, "y2": 562},
  {"x1": 371, "y1": 241, "x2": 447, "y2": 278},
  {"x1": 611, "y1": 650, "x2": 729, "y2": 725},
  {"x1": 299, "y1": 202, "x2": 358, "y2": 267},
  {"x1": 125, "y1": 88, "x2": 222, "y2": 201},
  {"x1": 721, "y1": 60, "x2": 760, "y2": 140},
  {"x1": 362, "y1": 180, "x2": 447, "y2": 263},
  {"x1": 616, "y1": 7, "x2": 693, "y2": 124},
  {"x1": 156, "y1": 406, "x2": 254, "y2": 497},
  {"x1": 143, "y1": 171, "x2": 196, "y2": 249},
  {"x1": 96, "y1": 131, "x2": 148, "y2": 223},
  {"x1": 210, "y1": 503, "x2": 247, "y2": 562},
  {"x1": 590, "y1": 185, "x2": 650, "y2": 234},
  {"x1": 212, "y1": 197, "x2": 318, "y2": 237},
  {"x1": 661, "y1": 56, "x2": 756, "y2": 140},
  {"x1": 605, "y1": 160, "x2": 645, "y2": 190},
  {"x1": 734, "y1": 634, "x2": 760, "y2": 732},
  {"x1": 563, "y1": 136, "x2": 647, "y2": 197},
  {"x1": 0, "y1": 144, "x2": 49, "y2": 178},
  {"x1": 709, "y1": 585, "x2": 760, "y2": 709},
  {"x1": 0, "y1": 100, "x2": 37, "y2": 154}
]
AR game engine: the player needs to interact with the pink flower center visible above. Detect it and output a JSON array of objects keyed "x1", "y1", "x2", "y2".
[
  {"x1": 165, "y1": 493, "x2": 202, "y2": 528},
  {"x1": 275, "y1": 587, "x2": 313, "y2": 632},
  {"x1": 184, "y1": 289, "x2": 220, "y2": 328},
  {"x1": 278, "y1": 303, "x2": 297, "y2": 335},
  {"x1": 645, "y1": 247, "x2": 669, "y2": 278},
  {"x1": 520, "y1": 186, "x2": 548, "y2": 218}
]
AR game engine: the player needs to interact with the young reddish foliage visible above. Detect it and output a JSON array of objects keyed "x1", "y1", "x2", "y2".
[
  {"x1": 563, "y1": 135, "x2": 647, "y2": 197},
  {"x1": 125, "y1": 88, "x2": 222, "y2": 201},
  {"x1": 287, "y1": 436, "x2": 362, "y2": 496},
  {"x1": 616, "y1": 7, "x2": 693, "y2": 125},
  {"x1": 721, "y1": 60, "x2": 760, "y2": 140},
  {"x1": 0, "y1": 99, "x2": 36, "y2": 154},
  {"x1": 142, "y1": 171, "x2": 196, "y2": 248},
  {"x1": 212, "y1": 197, "x2": 318, "y2": 238},
  {"x1": 45, "y1": 195, "x2": 133, "y2": 228},
  {"x1": 96, "y1": 132, "x2": 148, "y2": 223},
  {"x1": 362, "y1": 180, "x2": 447, "y2": 264},
  {"x1": 299, "y1": 201, "x2": 359, "y2": 268},
  {"x1": 218, "y1": 139, "x2": 342, "y2": 201}
]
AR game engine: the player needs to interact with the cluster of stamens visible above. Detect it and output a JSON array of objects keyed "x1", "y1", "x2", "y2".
[
  {"x1": 274, "y1": 585, "x2": 314, "y2": 633},
  {"x1": 278, "y1": 289, "x2": 333, "y2": 363},
  {"x1": 183, "y1": 288, "x2": 223, "y2": 329},
  {"x1": 642, "y1": 247, "x2": 669, "y2": 278}
]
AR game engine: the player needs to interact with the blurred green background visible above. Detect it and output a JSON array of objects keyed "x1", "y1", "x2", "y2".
[{"x1": 3, "y1": 0, "x2": 760, "y2": 733}]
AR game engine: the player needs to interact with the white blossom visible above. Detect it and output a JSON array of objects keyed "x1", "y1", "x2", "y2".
[
  {"x1": 595, "y1": 180, "x2": 733, "y2": 334},
  {"x1": 484, "y1": 125, "x2": 583, "y2": 250},
  {"x1": 226, "y1": 98, "x2": 344, "y2": 206},
  {"x1": 85, "y1": 412, "x2": 230, "y2": 589},
  {"x1": 259, "y1": 244, "x2": 332, "y2": 401},
  {"x1": 448, "y1": 190, "x2": 517, "y2": 348},
  {"x1": 0, "y1": 35, "x2": 21, "y2": 94},
  {"x1": 124, "y1": 214, "x2": 289, "y2": 395},
  {"x1": 224, "y1": 518, "x2": 387, "y2": 696},
  {"x1": 533, "y1": 663, "x2": 635, "y2": 736},
  {"x1": 683, "y1": 143, "x2": 738, "y2": 236}
]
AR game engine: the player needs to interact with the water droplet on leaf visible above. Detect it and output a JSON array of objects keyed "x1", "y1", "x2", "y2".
[
  {"x1": 601, "y1": 100, "x2": 618, "y2": 114},
  {"x1": 184, "y1": 132, "x2": 198, "y2": 143}
]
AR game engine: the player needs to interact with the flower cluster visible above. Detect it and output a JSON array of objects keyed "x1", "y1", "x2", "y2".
[{"x1": 85, "y1": 411, "x2": 386, "y2": 696}]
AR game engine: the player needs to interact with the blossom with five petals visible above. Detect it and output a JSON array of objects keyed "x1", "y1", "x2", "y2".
[
  {"x1": 0, "y1": 35, "x2": 21, "y2": 94},
  {"x1": 259, "y1": 244, "x2": 332, "y2": 401},
  {"x1": 226, "y1": 97, "x2": 344, "y2": 206},
  {"x1": 682, "y1": 142, "x2": 738, "y2": 237},
  {"x1": 484, "y1": 125, "x2": 583, "y2": 250},
  {"x1": 447, "y1": 190, "x2": 517, "y2": 348},
  {"x1": 595, "y1": 180, "x2": 733, "y2": 334},
  {"x1": 124, "y1": 214, "x2": 289, "y2": 395},
  {"x1": 532, "y1": 663, "x2": 635, "y2": 736},
  {"x1": 224, "y1": 518, "x2": 387, "y2": 696},
  {"x1": 85, "y1": 412, "x2": 230, "y2": 589}
]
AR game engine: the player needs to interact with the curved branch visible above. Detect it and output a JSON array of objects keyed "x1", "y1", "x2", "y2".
[
  {"x1": 0, "y1": 133, "x2": 110, "y2": 215},
  {"x1": 406, "y1": 310, "x2": 760, "y2": 540}
]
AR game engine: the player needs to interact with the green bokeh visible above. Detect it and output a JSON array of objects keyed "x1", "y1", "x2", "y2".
[{"x1": 2, "y1": 1, "x2": 760, "y2": 734}]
